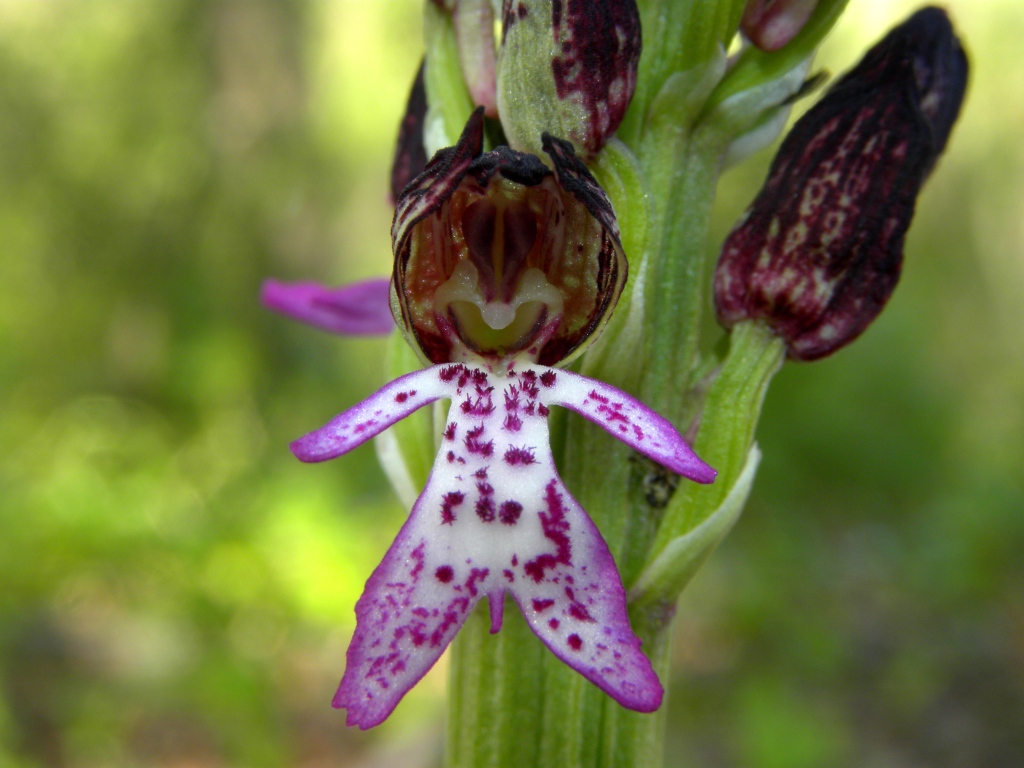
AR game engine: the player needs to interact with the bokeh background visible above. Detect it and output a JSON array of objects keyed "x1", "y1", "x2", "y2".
[{"x1": 0, "y1": 1, "x2": 1020, "y2": 766}]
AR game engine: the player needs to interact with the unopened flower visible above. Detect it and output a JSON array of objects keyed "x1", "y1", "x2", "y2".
[
  {"x1": 496, "y1": 0, "x2": 641, "y2": 159},
  {"x1": 264, "y1": 110, "x2": 715, "y2": 728},
  {"x1": 434, "y1": 0, "x2": 500, "y2": 117},
  {"x1": 714, "y1": 7, "x2": 968, "y2": 360},
  {"x1": 741, "y1": 0, "x2": 820, "y2": 52}
]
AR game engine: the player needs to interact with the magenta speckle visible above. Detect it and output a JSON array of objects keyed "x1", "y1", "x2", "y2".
[
  {"x1": 538, "y1": 404, "x2": 550, "y2": 417},
  {"x1": 567, "y1": 634, "x2": 583, "y2": 651},
  {"x1": 540, "y1": 371, "x2": 556, "y2": 386},
  {"x1": 464, "y1": 567, "x2": 489, "y2": 597},
  {"x1": 569, "y1": 603, "x2": 595, "y2": 622},
  {"x1": 532, "y1": 598, "x2": 555, "y2": 612},
  {"x1": 504, "y1": 446, "x2": 537, "y2": 466},
  {"x1": 465, "y1": 425, "x2": 495, "y2": 457},
  {"x1": 435, "y1": 565, "x2": 454, "y2": 583},
  {"x1": 549, "y1": 618, "x2": 560, "y2": 629},
  {"x1": 475, "y1": 495, "x2": 495, "y2": 523},
  {"x1": 440, "y1": 491, "x2": 464, "y2": 524},
  {"x1": 499, "y1": 500, "x2": 523, "y2": 525},
  {"x1": 439, "y1": 364, "x2": 464, "y2": 382},
  {"x1": 524, "y1": 480, "x2": 572, "y2": 582}
]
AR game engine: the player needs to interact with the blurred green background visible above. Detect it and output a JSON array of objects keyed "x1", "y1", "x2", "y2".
[{"x1": 0, "y1": 1, "x2": 1020, "y2": 766}]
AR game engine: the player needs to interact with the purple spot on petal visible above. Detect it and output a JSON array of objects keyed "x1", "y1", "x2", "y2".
[
  {"x1": 540, "y1": 371, "x2": 556, "y2": 387},
  {"x1": 567, "y1": 634, "x2": 583, "y2": 651},
  {"x1": 569, "y1": 603, "x2": 595, "y2": 622},
  {"x1": 549, "y1": 618, "x2": 560, "y2": 629},
  {"x1": 440, "y1": 491, "x2": 464, "y2": 524},
  {"x1": 435, "y1": 565, "x2": 454, "y2": 583},
  {"x1": 465, "y1": 425, "x2": 495, "y2": 457},
  {"x1": 464, "y1": 567, "x2": 490, "y2": 597},
  {"x1": 504, "y1": 446, "x2": 537, "y2": 466},
  {"x1": 475, "y1": 496, "x2": 495, "y2": 523},
  {"x1": 499, "y1": 500, "x2": 523, "y2": 525},
  {"x1": 524, "y1": 480, "x2": 572, "y2": 582},
  {"x1": 532, "y1": 598, "x2": 555, "y2": 612},
  {"x1": 440, "y1": 364, "x2": 465, "y2": 382}
]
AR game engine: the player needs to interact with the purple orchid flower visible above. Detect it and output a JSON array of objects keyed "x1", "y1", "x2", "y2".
[{"x1": 263, "y1": 109, "x2": 715, "y2": 729}]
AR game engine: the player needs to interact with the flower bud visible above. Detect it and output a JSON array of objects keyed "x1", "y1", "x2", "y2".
[
  {"x1": 740, "y1": 0, "x2": 820, "y2": 52},
  {"x1": 496, "y1": 0, "x2": 641, "y2": 160},
  {"x1": 714, "y1": 7, "x2": 967, "y2": 361},
  {"x1": 433, "y1": 0, "x2": 500, "y2": 116},
  {"x1": 391, "y1": 108, "x2": 627, "y2": 368}
]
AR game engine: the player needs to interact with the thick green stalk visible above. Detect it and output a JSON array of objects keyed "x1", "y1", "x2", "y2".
[
  {"x1": 637, "y1": 100, "x2": 730, "y2": 427},
  {"x1": 446, "y1": 603, "x2": 547, "y2": 768}
]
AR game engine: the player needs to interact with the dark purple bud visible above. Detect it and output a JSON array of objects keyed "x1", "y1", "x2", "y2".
[
  {"x1": 390, "y1": 62, "x2": 429, "y2": 205},
  {"x1": 497, "y1": 0, "x2": 641, "y2": 160},
  {"x1": 714, "y1": 7, "x2": 968, "y2": 361},
  {"x1": 741, "y1": 0, "x2": 820, "y2": 52},
  {"x1": 391, "y1": 108, "x2": 627, "y2": 368}
]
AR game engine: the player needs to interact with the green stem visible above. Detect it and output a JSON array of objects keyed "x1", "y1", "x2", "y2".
[
  {"x1": 638, "y1": 124, "x2": 727, "y2": 427},
  {"x1": 446, "y1": 604, "x2": 547, "y2": 768}
]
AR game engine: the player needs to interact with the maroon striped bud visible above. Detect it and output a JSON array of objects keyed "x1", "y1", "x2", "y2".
[
  {"x1": 714, "y1": 7, "x2": 968, "y2": 361},
  {"x1": 497, "y1": 0, "x2": 641, "y2": 160}
]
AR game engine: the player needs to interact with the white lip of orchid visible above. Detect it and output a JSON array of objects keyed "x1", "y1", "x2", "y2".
[
  {"x1": 290, "y1": 360, "x2": 716, "y2": 729},
  {"x1": 433, "y1": 260, "x2": 565, "y2": 360}
]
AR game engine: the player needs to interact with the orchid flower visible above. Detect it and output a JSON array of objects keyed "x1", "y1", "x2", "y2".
[{"x1": 263, "y1": 109, "x2": 715, "y2": 729}]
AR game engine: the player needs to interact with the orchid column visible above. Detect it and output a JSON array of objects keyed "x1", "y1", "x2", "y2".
[{"x1": 263, "y1": 1, "x2": 967, "y2": 767}]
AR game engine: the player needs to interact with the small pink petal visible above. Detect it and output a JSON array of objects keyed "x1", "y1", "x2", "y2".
[
  {"x1": 290, "y1": 367, "x2": 449, "y2": 462},
  {"x1": 535, "y1": 367, "x2": 717, "y2": 484},
  {"x1": 261, "y1": 278, "x2": 394, "y2": 336}
]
